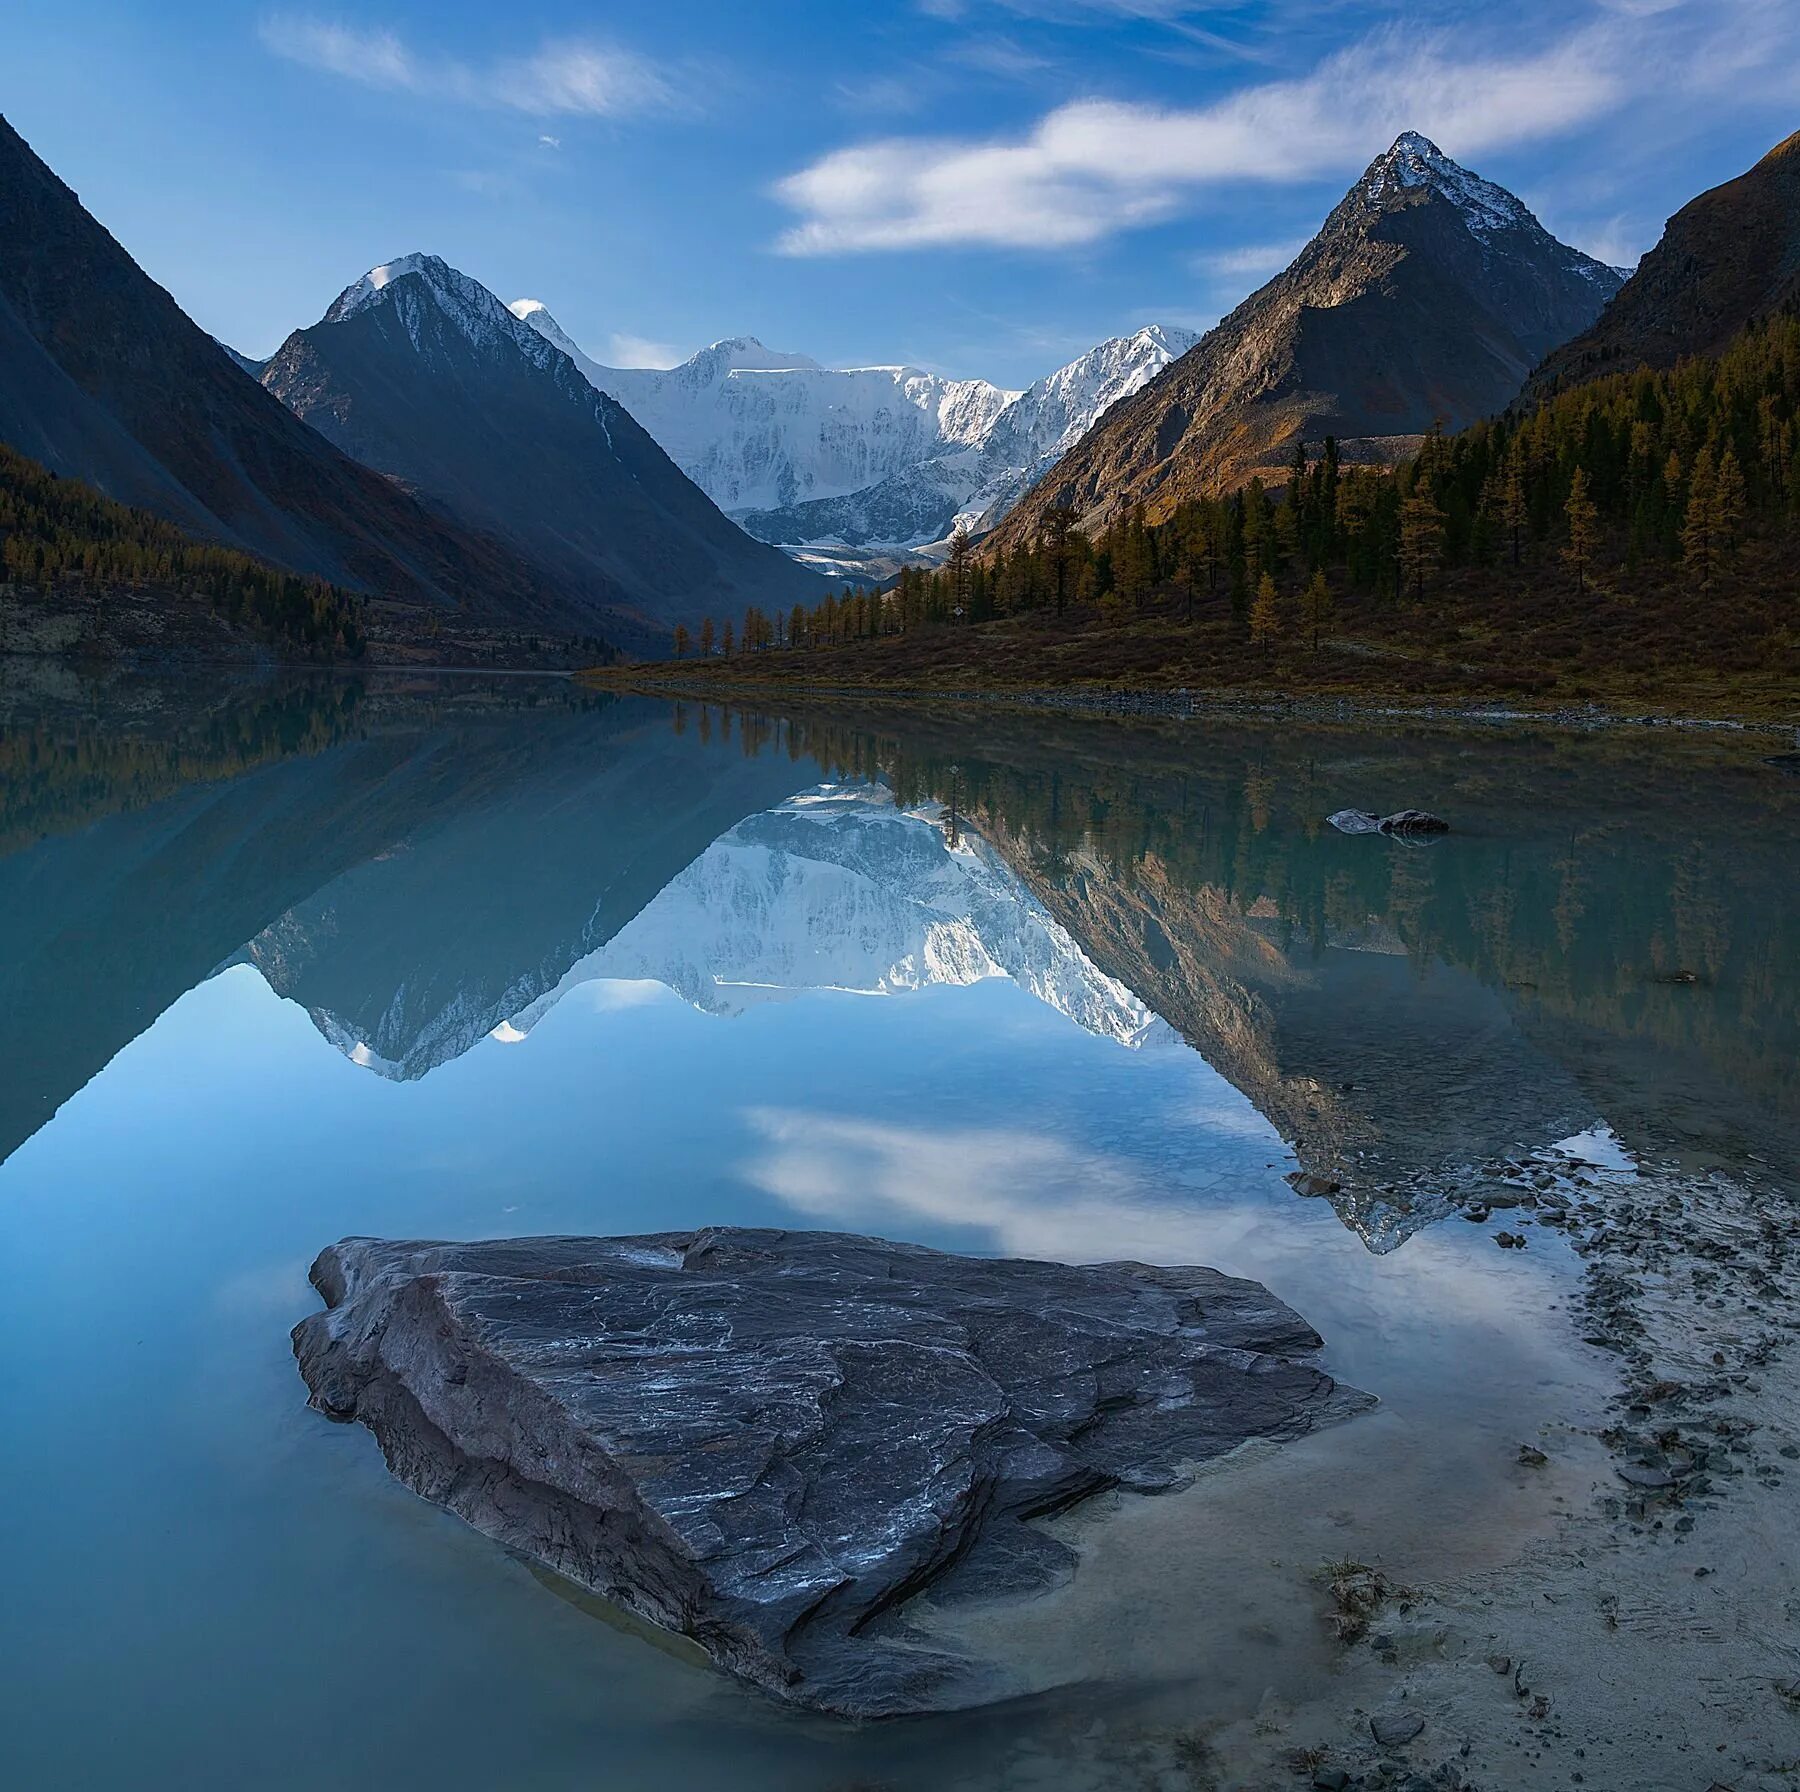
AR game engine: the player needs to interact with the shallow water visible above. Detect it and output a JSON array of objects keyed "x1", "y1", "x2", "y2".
[{"x1": 1, "y1": 670, "x2": 1794, "y2": 1789}]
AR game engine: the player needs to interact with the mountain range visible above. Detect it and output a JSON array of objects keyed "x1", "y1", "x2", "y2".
[
  {"x1": 259, "y1": 255, "x2": 820, "y2": 642},
  {"x1": 994, "y1": 132, "x2": 1625, "y2": 543},
  {"x1": 507, "y1": 306, "x2": 1197, "y2": 577},
  {"x1": 5, "y1": 107, "x2": 1794, "y2": 659}
]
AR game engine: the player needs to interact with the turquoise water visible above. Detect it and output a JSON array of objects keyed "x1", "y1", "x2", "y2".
[{"x1": 1, "y1": 673, "x2": 1793, "y2": 1789}]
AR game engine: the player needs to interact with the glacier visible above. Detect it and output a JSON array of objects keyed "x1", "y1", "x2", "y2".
[{"x1": 509, "y1": 302, "x2": 1196, "y2": 569}]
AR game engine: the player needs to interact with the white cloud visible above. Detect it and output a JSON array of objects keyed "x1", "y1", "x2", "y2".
[
  {"x1": 782, "y1": 0, "x2": 1800, "y2": 258},
  {"x1": 259, "y1": 15, "x2": 676, "y2": 117},
  {"x1": 740, "y1": 1105, "x2": 1240, "y2": 1263},
  {"x1": 538, "y1": 133, "x2": 562, "y2": 150},
  {"x1": 775, "y1": 27, "x2": 1624, "y2": 254},
  {"x1": 607, "y1": 332, "x2": 687, "y2": 369}
]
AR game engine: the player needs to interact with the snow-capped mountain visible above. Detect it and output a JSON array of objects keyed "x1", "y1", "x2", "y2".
[
  {"x1": 507, "y1": 301, "x2": 1017, "y2": 515},
  {"x1": 259, "y1": 254, "x2": 820, "y2": 638},
  {"x1": 508, "y1": 301, "x2": 1194, "y2": 571},
  {"x1": 504, "y1": 782, "x2": 1174, "y2": 1047},
  {"x1": 735, "y1": 323, "x2": 1198, "y2": 560}
]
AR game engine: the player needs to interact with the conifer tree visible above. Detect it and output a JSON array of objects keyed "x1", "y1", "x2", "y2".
[
  {"x1": 672, "y1": 622, "x2": 690, "y2": 659},
  {"x1": 1714, "y1": 447, "x2": 1747, "y2": 563},
  {"x1": 1398, "y1": 489, "x2": 1445, "y2": 601},
  {"x1": 1249, "y1": 573, "x2": 1280, "y2": 654},
  {"x1": 1563, "y1": 467, "x2": 1600, "y2": 594},
  {"x1": 1300, "y1": 569, "x2": 1333, "y2": 652},
  {"x1": 1501, "y1": 443, "x2": 1528, "y2": 567},
  {"x1": 1681, "y1": 445, "x2": 1719, "y2": 590}
]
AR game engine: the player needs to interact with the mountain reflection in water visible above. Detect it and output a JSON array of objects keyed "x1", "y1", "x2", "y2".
[
  {"x1": 1, "y1": 672, "x2": 1794, "y2": 1249},
  {"x1": 5, "y1": 667, "x2": 1799, "y2": 1792}
]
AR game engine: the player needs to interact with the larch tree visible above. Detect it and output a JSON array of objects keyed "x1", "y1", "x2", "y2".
[
  {"x1": 1398, "y1": 489, "x2": 1445, "y2": 601},
  {"x1": 1681, "y1": 445, "x2": 1719, "y2": 590},
  {"x1": 1564, "y1": 466, "x2": 1600, "y2": 594},
  {"x1": 1249, "y1": 572, "x2": 1281, "y2": 655}
]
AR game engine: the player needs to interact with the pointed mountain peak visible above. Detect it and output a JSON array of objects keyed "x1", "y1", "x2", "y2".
[
  {"x1": 321, "y1": 254, "x2": 570, "y2": 371},
  {"x1": 1348, "y1": 131, "x2": 1535, "y2": 239}
]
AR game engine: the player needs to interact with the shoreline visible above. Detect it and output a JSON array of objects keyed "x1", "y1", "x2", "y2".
[{"x1": 585, "y1": 669, "x2": 1799, "y2": 739}]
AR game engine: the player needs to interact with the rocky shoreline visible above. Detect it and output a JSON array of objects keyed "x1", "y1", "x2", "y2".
[{"x1": 1122, "y1": 1143, "x2": 1800, "y2": 1792}]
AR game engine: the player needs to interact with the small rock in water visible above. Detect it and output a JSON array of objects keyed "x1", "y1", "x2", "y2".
[
  {"x1": 1518, "y1": 1444, "x2": 1549, "y2": 1467},
  {"x1": 1286, "y1": 1170, "x2": 1343, "y2": 1197},
  {"x1": 1616, "y1": 1462, "x2": 1677, "y2": 1490},
  {"x1": 1326, "y1": 808, "x2": 1451, "y2": 837},
  {"x1": 1378, "y1": 809, "x2": 1450, "y2": 836},
  {"x1": 1495, "y1": 1231, "x2": 1528, "y2": 1250}
]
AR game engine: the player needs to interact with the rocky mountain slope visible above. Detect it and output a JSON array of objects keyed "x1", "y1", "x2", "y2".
[
  {"x1": 993, "y1": 132, "x2": 1624, "y2": 545},
  {"x1": 1525, "y1": 129, "x2": 1800, "y2": 401},
  {"x1": 0, "y1": 115, "x2": 560, "y2": 622},
  {"x1": 260, "y1": 256, "x2": 820, "y2": 639},
  {"x1": 512, "y1": 304, "x2": 1194, "y2": 570}
]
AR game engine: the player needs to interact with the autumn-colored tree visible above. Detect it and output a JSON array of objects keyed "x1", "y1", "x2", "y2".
[
  {"x1": 1248, "y1": 573, "x2": 1281, "y2": 655},
  {"x1": 672, "y1": 622, "x2": 691, "y2": 659},
  {"x1": 1563, "y1": 466, "x2": 1600, "y2": 594},
  {"x1": 1501, "y1": 443, "x2": 1528, "y2": 566},
  {"x1": 1682, "y1": 445, "x2": 1719, "y2": 590},
  {"x1": 1398, "y1": 489, "x2": 1445, "y2": 601},
  {"x1": 700, "y1": 616, "x2": 716, "y2": 657},
  {"x1": 1714, "y1": 447, "x2": 1747, "y2": 563},
  {"x1": 722, "y1": 619, "x2": 736, "y2": 656}
]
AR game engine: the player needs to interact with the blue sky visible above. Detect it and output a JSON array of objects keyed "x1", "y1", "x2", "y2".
[{"x1": 8, "y1": 0, "x2": 1800, "y2": 386}]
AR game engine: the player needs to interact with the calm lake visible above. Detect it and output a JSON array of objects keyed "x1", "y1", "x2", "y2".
[{"x1": 2, "y1": 669, "x2": 1795, "y2": 1790}]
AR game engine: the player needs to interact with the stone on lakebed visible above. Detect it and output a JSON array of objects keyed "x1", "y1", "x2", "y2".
[{"x1": 292, "y1": 1227, "x2": 1371, "y2": 1717}]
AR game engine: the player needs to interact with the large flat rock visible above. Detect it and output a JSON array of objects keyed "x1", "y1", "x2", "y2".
[{"x1": 293, "y1": 1227, "x2": 1371, "y2": 1716}]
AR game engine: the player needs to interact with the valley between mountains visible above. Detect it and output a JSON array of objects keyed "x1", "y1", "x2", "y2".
[{"x1": 0, "y1": 114, "x2": 1794, "y2": 718}]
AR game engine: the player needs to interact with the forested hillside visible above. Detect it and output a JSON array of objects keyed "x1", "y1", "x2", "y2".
[
  {"x1": 658, "y1": 317, "x2": 1800, "y2": 714},
  {"x1": 0, "y1": 441, "x2": 365, "y2": 657}
]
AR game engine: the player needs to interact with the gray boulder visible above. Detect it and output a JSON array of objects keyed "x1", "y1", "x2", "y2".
[{"x1": 293, "y1": 1227, "x2": 1371, "y2": 1716}]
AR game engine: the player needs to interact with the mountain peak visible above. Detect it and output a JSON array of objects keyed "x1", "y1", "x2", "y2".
[
  {"x1": 1353, "y1": 132, "x2": 1532, "y2": 239},
  {"x1": 322, "y1": 254, "x2": 572, "y2": 374}
]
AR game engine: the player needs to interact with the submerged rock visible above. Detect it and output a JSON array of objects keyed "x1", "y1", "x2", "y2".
[
  {"x1": 293, "y1": 1227, "x2": 1371, "y2": 1717},
  {"x1": 1327, "y1": 808, "x2": 1451, "y2": 837}
]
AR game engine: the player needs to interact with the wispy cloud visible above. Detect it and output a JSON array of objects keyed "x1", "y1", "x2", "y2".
[
  {"x1": 1193, "y1": 237, "x2": 1307, "y2": 282},
  {"x1": 775, "y1": 28, "x2": 1623, "y2": 254},
  {"x1": 259, "y1": 15, "x2": 678, "y2": 117},
  {"x1": 776, "y1": 2, "x2": 1796, "y2": 256}
]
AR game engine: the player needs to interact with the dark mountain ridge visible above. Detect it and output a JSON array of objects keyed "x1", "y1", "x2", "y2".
[
  {"x1": 0, "y1": 114, "x2": 562, "y2": 625},
  {"x1": 260, "y1": 255, "x2": 824, "y2": 640},
  {"x1": 1525, "y1": 129, "x2": 1800, "y2": 400}
]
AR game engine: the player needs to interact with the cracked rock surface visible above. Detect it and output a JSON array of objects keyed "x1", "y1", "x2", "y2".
[{"x1": 293, "y1": 1226, "x2": 1370, "y2": 1716}]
